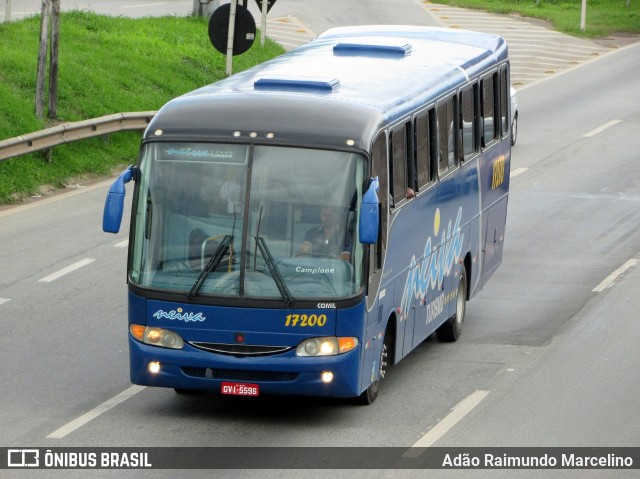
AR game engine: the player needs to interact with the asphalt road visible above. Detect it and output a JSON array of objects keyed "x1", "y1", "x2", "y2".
[{"x1": 1, "y1": 1, "x2": 639, "y2": 477}]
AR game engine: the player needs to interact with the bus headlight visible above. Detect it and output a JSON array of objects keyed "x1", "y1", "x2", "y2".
[
  {"x1": 130, "y1": 324, "x2": 184, "y2": 350},
  {"x1": 296, "y1": 337, "x2": 358, "y2": 357}
]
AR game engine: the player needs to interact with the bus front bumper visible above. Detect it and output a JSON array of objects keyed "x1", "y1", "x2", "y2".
[{"x1": 129, "y1": 337, "x2": 364, "y2": 398}]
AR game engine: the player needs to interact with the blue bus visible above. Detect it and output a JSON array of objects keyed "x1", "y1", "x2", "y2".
[{"x1": 103, "y1": 25, "x2": 511, "y2": 404}]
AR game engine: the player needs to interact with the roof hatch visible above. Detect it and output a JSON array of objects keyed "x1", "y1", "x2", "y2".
[
  {"x1": 254, "y1": 77, "x2": 341, "y2": 94},
  {"x1": 333, "y1": 42, "x2": 413, "y2": 58}
]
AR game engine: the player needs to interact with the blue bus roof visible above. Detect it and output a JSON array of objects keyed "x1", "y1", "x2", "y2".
[{"x1": 146, "y1": 26, "x2": 508, "y2": 149}]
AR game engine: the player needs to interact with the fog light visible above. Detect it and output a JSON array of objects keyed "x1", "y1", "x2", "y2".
[
  {"x1": 148, "y1": 361, "x2": 160, "y2": 374},
  {"x1": 321, "y1": 371, "x2": 334, "y2": 383}
]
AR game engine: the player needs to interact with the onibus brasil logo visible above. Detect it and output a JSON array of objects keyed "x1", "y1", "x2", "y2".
[{"x1": 400, "y1": 207, "x2": 464, "y2": 324}]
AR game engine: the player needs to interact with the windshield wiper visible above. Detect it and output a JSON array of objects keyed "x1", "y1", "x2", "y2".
[
  {"x1": 188, "y1": 234, "x2": 232, "y2": 301},
  {"x1": 255, "y1": 236, "x2": 295, "y2": 308}
]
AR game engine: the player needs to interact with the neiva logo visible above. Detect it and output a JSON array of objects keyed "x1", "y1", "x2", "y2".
[
  {"x1": 153, "y1": 308, "x2": 206, "y2": 322},
  {"x1": 400, "y1": 207, "x2": 464, "y2": 321}
]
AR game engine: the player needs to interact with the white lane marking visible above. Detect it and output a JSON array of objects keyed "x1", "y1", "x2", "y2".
[
  {"x1": 592, "y1": 259, "x2": 638, "y2": 293},
  {"x1": 0, "y1": 298, "x2": 11, "y2": 305},
  {"x1": 510, "y1": 167, "x2": 528, "y2": 178},
  {"x1": 114, "y1": 239, "x2": 129, "y2": 248},
  {"x1": 38, "y1": 258, "x2": 96, "y2": 283},
  {"x1": 47, "y1": 385, "x2": 146, "y2": 439},
  {"x1": 404, "y1": 390, "x2": 489, "y2": 456},
  {"x1": 583, "y1": 120, "x2": 622, "y2": 138}
]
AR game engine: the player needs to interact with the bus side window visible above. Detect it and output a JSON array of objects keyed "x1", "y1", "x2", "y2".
[
  {"x1": 390, "y1": 126, "x2": 408, "y2": 206},
  {"x1": 437, "y1": 96, "x2": 456, "y2": 177},
  {"x1": 499, "y1": 66, "x2": 509, "y2": 137},
  {"x1": 481, "y1": 73, "x2": 498, "y2": 146},
  {"x1": 460, "y1": 84, "x2": 478, "y2": 161},
  {"x1": 406, "y1": 121, "x2": 417, "y2": 197},
  {"x1": 415, "y1": 111, "x2": 434, "y2": 189}
]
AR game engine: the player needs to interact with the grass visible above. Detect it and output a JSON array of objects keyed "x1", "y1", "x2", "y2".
[
  {"x1": 431, "y1": 0, "x2": 640, "y2": 37},
  {"x1": 0, "y1": 11, "x2": 284, "y2": 204}
]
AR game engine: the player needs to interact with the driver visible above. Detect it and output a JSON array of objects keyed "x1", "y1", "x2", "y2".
[{"x1": 297, "y1": 206, "x2": 351, "y2": 260}]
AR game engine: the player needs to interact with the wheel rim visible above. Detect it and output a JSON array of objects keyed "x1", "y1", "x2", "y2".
[{"x1": 379, "y1": 342, "x2": 388, "y2": 379}]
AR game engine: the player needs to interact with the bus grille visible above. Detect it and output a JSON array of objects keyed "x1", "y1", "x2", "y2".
[
  {"x1": 181, "y1": 367, "x2": 298, "y2": 382},
  {"x1": 188, "y1": 342, "x2": 293, "y2": 356}
]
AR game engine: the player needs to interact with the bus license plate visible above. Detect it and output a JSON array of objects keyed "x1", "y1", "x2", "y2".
[{"x1": 221, "y1": 382, "x2": 259, "y2": 397}]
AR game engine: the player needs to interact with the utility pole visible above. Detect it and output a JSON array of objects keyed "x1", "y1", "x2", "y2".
[
  {"x1": 580, "y1": 0, "x2": 587, "y2": 32},
  {"x1": 4, "y1": 0, "x2": 11, "y2": 23},
  {"x1": 35, "y1": 0, "x2": 51, "y2": 119},
  {"x1": 48, "y1": 0, "x2": 61, "y2": 119},
  {"x1": 192, "y1": 0, "x2": 203, "y2": 16},
  {"x1": 34, "y1": 0, "x2": 61, "y2": 120},
  {"x1": 193, "y1": 0, "x2": 220, "y2": 17}
]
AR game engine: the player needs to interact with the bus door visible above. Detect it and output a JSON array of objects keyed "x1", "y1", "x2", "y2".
[
  {"x1": 480, "y1": 69, "x2": 510, "y2": 287},
  {"x1": 481, "y1": 193, "x2": 508, "y2": 286}
]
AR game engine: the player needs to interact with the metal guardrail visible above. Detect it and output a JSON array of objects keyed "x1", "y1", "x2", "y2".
[{"x1": 0, "y1": 111, "x2": 157, "y2": 162}]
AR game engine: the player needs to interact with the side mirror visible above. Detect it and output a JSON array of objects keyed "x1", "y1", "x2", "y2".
[
  {"x1": 102, "y1": 166, "x2": 135, "y2": 233},
  {"x1": 359, "y1": 177, "x2": 380, "y2": 244}
]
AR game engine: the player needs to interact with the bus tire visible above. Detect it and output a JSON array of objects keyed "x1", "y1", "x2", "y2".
[
  {"x1": 436, "y1": 267, "x2": 467, "y2": 342},
  {"x1": 356, "y1": 332, "x2": 390, "y2": 405}
]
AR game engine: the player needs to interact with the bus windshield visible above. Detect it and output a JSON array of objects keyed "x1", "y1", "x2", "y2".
[{"x1": 130, "y1": 142, "x2": 367, "y2": 301}]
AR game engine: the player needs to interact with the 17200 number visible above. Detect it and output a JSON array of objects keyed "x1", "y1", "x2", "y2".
[{"x1": 284, "y1": 314, "x2": 327, "y2": 327}]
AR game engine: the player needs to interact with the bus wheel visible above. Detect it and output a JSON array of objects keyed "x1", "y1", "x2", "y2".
[
  {"x1": 436, "y1": 267, "x2": 467, "y2": 342},
  {"x1": 356, "y1": 334, "x2": 389, "y2": 405}
]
